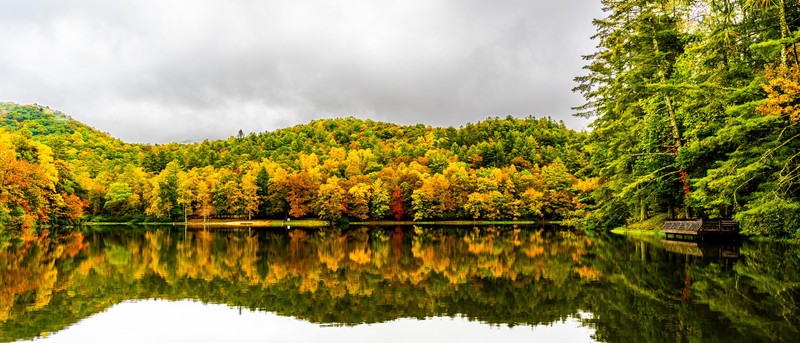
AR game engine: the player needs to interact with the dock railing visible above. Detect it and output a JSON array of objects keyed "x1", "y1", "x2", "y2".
[{"x1": 662, "y1": 218, "x2": 739, "y2": 240}]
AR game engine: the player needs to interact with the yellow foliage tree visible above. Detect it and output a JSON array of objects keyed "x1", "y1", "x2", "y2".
[{"x1": 758, "y1": 65, "x2": 800, "y2": 123}]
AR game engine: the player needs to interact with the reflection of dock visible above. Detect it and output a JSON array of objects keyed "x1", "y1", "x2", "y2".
[
  {"x1": 662, "y1": 219, "x2": 738, "y2": 240},
  {"x1": 660, "y1": 240, "x2": 740, "y2": 258}
]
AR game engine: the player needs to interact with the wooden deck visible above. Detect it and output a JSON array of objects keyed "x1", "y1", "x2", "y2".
[{"x1": 662, "y1": 219, "x2": 738, "y2": 240}]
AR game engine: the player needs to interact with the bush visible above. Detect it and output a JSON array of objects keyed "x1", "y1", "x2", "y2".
[{"x1": 736, "y1": 197, "x2": 800, "y2": 238}]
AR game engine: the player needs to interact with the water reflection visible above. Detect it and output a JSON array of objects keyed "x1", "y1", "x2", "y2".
[
  {"x1": 16, "y1": 300, "x2": 598, "y2": 343},
  {"x1": 659, "y1": 240, "x2": 740, "y2": 259},
  {"x1": 0, "y1": 226, "x2": 798, "y2": 342}
]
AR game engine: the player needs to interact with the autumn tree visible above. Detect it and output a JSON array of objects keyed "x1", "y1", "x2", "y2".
[
  {"x1": 146, "y1": 161, "x2": 181, "y2": 219},
  {"x1": 285, "y1": 172, "x2": 315, "y2": 218},
  {"x1": 390, "y1": 188, "x2": 404, "y2": 220},
  {"x1": 412, "y1": 174, "x2": 453, "y2": 220},
  {"x1": 369, "y1": 179, "x2": 390, "y2": 219},
  {"x1": 240, "y1": 167, "x2": 260, "y2": 220},
  {"x1": 313, "y1": 177, "x2": 345, "y2": 220},
  {"x1": 255, "y1": 166, "x2": 270, "y2": 218}
]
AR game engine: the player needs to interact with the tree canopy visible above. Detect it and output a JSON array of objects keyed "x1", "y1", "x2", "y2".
[
  {"x1": 575, "y1": 0, "x2": 800, "y2": 238},
  {"x1": 0, "y1": 103, "x2": 589, "y2": 238}
]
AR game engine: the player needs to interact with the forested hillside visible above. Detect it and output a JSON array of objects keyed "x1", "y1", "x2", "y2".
[
  {"x1": 0, "y1": 103, "x2": 591, "y2": 237},
  {"x1": 575, "y1": 0, "x2": 800, "y2": 237}
]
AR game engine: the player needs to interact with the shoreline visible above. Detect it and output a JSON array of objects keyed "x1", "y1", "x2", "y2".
[{"x1": 83, "y1": 219, "x2": 554, "y2": 228}]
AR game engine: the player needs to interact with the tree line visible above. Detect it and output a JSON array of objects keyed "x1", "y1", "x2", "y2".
[{"x1": 0, "y1": 103, "x2": 591, "y2": 236}]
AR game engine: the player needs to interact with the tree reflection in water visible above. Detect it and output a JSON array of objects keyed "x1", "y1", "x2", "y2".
[{"x1": 0, "y1": 226, "x2": 798, "y2": 342}]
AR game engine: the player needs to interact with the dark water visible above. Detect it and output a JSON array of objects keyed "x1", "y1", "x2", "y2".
[{"x1": 0, "y1": 226, "x2": 798, "y2": 342}]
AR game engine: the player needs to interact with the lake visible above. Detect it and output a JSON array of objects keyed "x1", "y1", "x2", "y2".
[{"x1": 1, "y1": 226, "x2": 798, "y2": 342}]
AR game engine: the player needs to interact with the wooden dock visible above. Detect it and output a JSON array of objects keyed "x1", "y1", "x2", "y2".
[{"x1": 662, "y1": 219, "x2": 738, "y2": 240}]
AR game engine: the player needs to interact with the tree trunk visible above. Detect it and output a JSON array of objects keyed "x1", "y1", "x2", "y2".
[
  {"x1": 779, "y1": 0, "x2": 789, "y2": 67},
  {"x1": 639, "y1": 194, "x2": 648, "y2": 222},
  {"x1": 652, "y1": 36, "x2": 683, "y2": 150},
  {"x1": 652, "y1": 35, "x2": 691, "y2": 217}
]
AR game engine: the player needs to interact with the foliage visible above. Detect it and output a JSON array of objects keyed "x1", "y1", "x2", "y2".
[
  {"x1": 0, "y1": 128, "x2": 85, "y2": 238},
  {"x1": 574, "y1": 0, "x2": 800, "y2": 237},
  {"x1": 0, "y1": 103, "x2": 589, "y2": 234}
]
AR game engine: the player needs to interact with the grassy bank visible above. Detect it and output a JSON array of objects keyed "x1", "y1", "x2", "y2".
[
  {"x1": 611, "y1": 214, "x2": 668, "y2": 238},
  {"x1": 610, "y1": 227, "x2": 665, "y2": 238}
]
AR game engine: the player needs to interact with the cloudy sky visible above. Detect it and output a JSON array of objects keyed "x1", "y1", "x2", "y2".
[{"x1": 1, "y1": 0, "x2": 603, "y2": 144}]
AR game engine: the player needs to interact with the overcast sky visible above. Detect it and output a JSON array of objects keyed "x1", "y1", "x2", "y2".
[{"x1": 0, "y1": 0, "x2": 603, "y2": 144}]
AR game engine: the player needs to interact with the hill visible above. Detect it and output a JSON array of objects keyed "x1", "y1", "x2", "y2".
[
  {"x1": 0, "y1": 103, "x2": 141, "y2": 176},
  {"x1": 0, "y1": 103, "x2": 591, "y2": 235}
]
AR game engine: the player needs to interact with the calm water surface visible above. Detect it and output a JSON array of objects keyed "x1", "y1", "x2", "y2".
[{"x1": 1, "y1": 226, "x2": 798, "y2": 342}]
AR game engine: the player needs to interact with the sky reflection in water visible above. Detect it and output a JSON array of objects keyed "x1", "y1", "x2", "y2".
[{"x1": 25, "y1": 299, "x2": 597, "y2": 343}]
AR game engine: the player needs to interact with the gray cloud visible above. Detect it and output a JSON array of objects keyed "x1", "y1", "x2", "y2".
[{"x1": 0, "y1": 0, "x2": 602, "y2": 143}]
